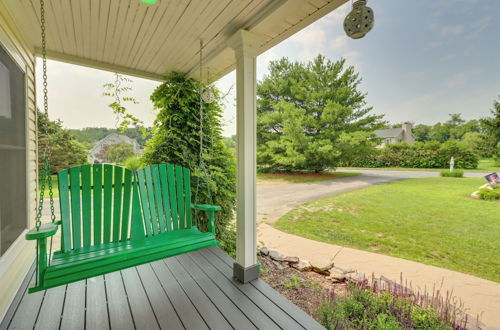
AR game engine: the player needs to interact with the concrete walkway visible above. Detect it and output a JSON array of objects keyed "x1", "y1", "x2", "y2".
[{"x1": 257, "y1": 169, "x2": 500, "y2": 328}]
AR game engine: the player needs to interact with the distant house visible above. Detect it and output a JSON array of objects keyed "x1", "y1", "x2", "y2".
[
  {"x1": 374, "y1": 123, "x2": 415, "y2": 146},
  {"x1": 88, "y1": 133, "x2": 141, "y2": 163}
]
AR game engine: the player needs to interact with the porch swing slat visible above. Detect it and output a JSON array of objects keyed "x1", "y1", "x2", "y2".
[
  {"x1": 81, "y1": 164, "x2": 92, "y2": 248},
  {"x1": 58, "y1": 169, "x2": 72, "y2": 252},
  {"x1": 103, "y1": 164, "x2": 113, "y2": 243},
  {"x1": 137, "y1": 169, "x2": 153, "y2": 237},
  {"x1": 121, "y1": 169, "x2": 133, "y2": 241},
  {"x1": 112, "y1": 166, "x2": 124, "y2": 242},
  {"x1": 144, "y1": 166, "x2": 159, "y2": 233},
  {"x1": 151, "y1": 165, "x2": 167, "y2": 233},
  {"x1": 167, "y1": 164, "x2": 179, "y2": 230},
  {"x1": 93, "y1": 165, "x2": 103, "y2": 245},
  {"x1": 159, "y1": 164, "x2": 173, "y2": 231},
  {"x1": 184, "y1": 167, "x2": 192, "y2": 228},
  {"x1": 69, "y1": 166, "x2": 82, "y2": 249},
  {"x1": 175, "y1": 165, "x2": 185, "y2": 229}
]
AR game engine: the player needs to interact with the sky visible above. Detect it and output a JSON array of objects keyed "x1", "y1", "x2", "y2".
[{"x1": 36, "y1": 0, "x2": 500, "y2": 137}]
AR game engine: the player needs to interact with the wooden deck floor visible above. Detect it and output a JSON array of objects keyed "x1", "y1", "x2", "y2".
[{"x1": 1, "y1": 247, "x2": 324, "y2": 330}]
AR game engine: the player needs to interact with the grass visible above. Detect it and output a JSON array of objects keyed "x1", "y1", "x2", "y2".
[
  {"x1": 275, "y1": 177, "x2": 500, "y2": 282},
  {"x1": 338, "y1": 158, "x2": 500, "y2": 173},
  {"x1": 38, "y1": 175, "x2": 59, "y2": 198},
  {"x1": 257, "y1": 172, "x2": 361, "y2": 183},
  {"x1": 440, "y1": 169, "x2": 464, "y2": 177}
]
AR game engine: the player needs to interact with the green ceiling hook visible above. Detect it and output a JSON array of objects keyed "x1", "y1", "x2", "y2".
[{"x1": 140, "y1": 0, "x2": 157, "y2": 5}]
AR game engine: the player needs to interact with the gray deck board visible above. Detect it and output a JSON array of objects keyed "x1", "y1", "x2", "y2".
[
  {"x1": 176, "y1": 253, "x2": 257, "y2": 330},
  {"x1": 105, "y1": 271, "x2": 135, "y2": 330},
  {"x1": 164, "y1": 257, "x2": 233, "y2": 330},
  {"x1": 86, "y1": 276, "x2": 109, "y2": 330},
  {"x1": 121, "y1": 267, "x2": 160, "y2": 330},
  {"x1": 60, "y1": 280, "x2": 85, "y2": 330},
  {"x1": 198, "y1": 249, "x2": 305, "y2": 330},
  {"x1": 207, "y1": 247, "x2": 325, "y2": 330},
  {"x1": 2, "y1": 247, "x2": 325, "y2": 330},
  {"x1": 136, "y1": 264, "x2": 184, "y2": 330}
]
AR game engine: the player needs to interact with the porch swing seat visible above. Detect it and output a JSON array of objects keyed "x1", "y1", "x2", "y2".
[{"x1": 26, "y1": 163, "x2": 220, "y2": 293}]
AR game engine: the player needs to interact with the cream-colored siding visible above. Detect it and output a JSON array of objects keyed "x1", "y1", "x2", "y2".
[{"x1": 0, "y1": 1, "x2": 37, "y2": 321}]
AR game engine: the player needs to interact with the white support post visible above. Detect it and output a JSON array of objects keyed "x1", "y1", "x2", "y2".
[{"x1": 228, "y1": 30, "x2": 262, "y2": 283}]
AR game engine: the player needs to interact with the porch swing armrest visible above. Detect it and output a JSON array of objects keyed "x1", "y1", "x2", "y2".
[
  {"x1": 25, "y1": 223, "x2": 58, "y2": 290},
  {"x1": 192, "y1": 204, "x2": 221, "y2": 234}
]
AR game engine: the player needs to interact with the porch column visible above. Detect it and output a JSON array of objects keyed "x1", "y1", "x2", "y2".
[{"x1": 228, "y1": 30, "x2": 262, "y2": 283}]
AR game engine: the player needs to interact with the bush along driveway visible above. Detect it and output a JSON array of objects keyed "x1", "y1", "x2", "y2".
[{"x1": 256, "y1": 170, "x2": 500, "y2": 327}]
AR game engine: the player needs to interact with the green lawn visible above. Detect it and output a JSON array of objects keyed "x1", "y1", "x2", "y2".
[
  {"x1": 275, "y1": 177, "x2": 500, "y2": 282},
  {"x1": 338, "y1": 158, "x2": 499, "y2": 173},
  {"x1": 39, "y1": 175, "x2": 59, "y2": 198},
  {"x1": 257, "y1": 172, "x2": 360, "y2": 183}
]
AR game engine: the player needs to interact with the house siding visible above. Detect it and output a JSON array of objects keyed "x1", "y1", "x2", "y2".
[{"x1": 0, "y1": 2, "x2": 37, "y2": 321}]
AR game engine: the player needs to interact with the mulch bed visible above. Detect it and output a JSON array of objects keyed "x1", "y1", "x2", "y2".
[{"x1": 258, "y1": 255, "x2": 346, "y2": 321}]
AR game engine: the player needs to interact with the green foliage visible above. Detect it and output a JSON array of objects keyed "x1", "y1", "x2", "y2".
[
  {"x1": 123, "y1": 156, "x2": 143, "y2": 170},
  {"x1": 283, "y1": 274, "x2": 304, "y2": 289},
  {"x1": 105, "y1": 142, "x2": 136, "y2": 164},
  {"x1": 103, "y1": 73, "x2": 147, "y2": 136},
  {"x1": 477, "y1": 186, "x2": 500, "y2": 201},
  {"x1": 440, "y1": 170, "x2": 464, "y2": 177},
  {"x1": 142, "y1": 72, "x2": 236, "y2": 252},
  {"x1": 257, "y1": 55, "x2": 384, "y2": 173},
  {"x1": 37, "y1": 110, "x2": 87, "y2": 174},
  {"x1": 319, "y1": 284, "x2": 454, "y2": 330},
  {"x1": 346, "y1": 141, "x2": 479, "y2": 169},
  {"x1": 459, "y1": 131, "x2": 495, "y2": 158}
]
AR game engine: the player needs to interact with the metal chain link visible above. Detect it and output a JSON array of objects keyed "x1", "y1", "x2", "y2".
[{"x1": 35, "y1": 0, "x2": 56, "y2": 229}]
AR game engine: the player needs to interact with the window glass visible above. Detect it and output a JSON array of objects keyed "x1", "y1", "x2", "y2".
[{"x1": 0, "y1": 43, "x2": 27, "y2": 256}]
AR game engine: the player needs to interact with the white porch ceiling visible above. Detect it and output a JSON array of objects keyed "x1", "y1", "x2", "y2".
[{"x1": 3, "y1": 0, "x2": 347, "y2": 81}]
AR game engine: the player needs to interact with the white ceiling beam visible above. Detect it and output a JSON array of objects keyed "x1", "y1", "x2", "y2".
[{"x1": 35, "y1": 48, "x2": 166, "y2": 81}]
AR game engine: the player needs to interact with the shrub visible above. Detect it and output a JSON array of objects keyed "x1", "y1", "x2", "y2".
[
  {"x1": 106, "y1": 142, "x2": 136, "y2": 164},
  {"x1": 478, "y1": 187, "x2": 500, "y2": 201},
  {"x1": 319, "y1": 279, "x2": 469, "y2": 330},
  {"x1": 123, "y1": 156, "x2": 143, "y2": 170},
  {"x1": 143, "y1": 72, "x2": 236, "y2": 254},
  {"x1": 346, "y1": 141, "x2": 479, "y2": 169},
  {"x1": 440, "y1": 170, "x2": 464, "y2": 177}
]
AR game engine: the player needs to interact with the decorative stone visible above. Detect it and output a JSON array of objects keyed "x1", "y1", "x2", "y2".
[
  {"x1": 269, "y1": 250, "x2": 285, "y2": 262},
  {"x1": 283, "y1": 256, "x2": 299, "y2": 264},
  {"x1": 346, "y1": 272, "x2": 364, "y2": 283},
  {"x1": 259, "y1": 247, "x2": 269, "y2": 256},
  {"x1": 328, "y1": 268, "x2": 346, "y2": 282},
  {"x1": 291, "y1": 259, "x2": 312, "y2": 271},
  {"x1": 310, "y1": 261, "x2": 335, "y2": 275}
]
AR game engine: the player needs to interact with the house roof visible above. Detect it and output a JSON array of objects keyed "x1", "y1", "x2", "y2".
[
  {"x1": 3, "y1": 0, "x2": 347, "y2": 81},
  {"x1": 374, "y1": 128, "x2": 404, "y2": 139}
]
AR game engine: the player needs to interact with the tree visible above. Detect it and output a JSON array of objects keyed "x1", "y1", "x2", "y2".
[
  {"x1": 37, "y1": 110, "x2": 87, "y2": 174},
  {"x1": 105, "y1": 142, "x2": 136, "y2": 164},
  {"x1": 257, "y1": 55, "x2": 384, "y2": 172},
  {"x1": 413, "y1": 124, "x2": 432, "y2": 142},
  {"x1": 142, "y1": 72, "x2": 236, "y2": 255},
  {"x1": 481, "y1": 96, "x2": 500, "y2": 145}
]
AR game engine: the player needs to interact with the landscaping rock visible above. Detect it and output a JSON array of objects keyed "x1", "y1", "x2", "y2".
[
  {"x1": 328, "y1": 268, "x2": 346, "y2": 282},
  {"x1": 291, "y1": 259, "x2": 312, "y2": 271},
  {"x1": 259, "y1": 247, "x2": 269, "y2": 256},
  {"x1": 346, "y1": 272, "x2": 365, "y2": 283},
  {"x1": 310, "y1": 261, "x2": 335, "y2": 275},
  {"x1": 269, "y1": 250, "x2": 285, "y2": 262},
  {"x1": 283, "y1": 256, "x2": 300, "y2": 264}
]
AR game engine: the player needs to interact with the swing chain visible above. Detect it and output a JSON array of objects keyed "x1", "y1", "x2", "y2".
[{"x1": 35, "y1": 0, "x2": 57, "y2": 230}]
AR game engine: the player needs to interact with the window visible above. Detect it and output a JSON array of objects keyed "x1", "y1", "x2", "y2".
[{"x1": 0, "y1": 43, "x2": 26, "y2": 256}]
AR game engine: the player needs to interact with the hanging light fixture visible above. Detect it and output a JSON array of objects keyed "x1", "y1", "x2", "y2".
[
  {"x1": 344, "y1": 0, "x2": 374, "y2": 39},
  {"x1": 140, "y1": 0, "x2": 157, "y2": 5}
]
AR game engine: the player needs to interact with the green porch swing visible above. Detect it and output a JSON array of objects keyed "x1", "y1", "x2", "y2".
[{"x1": 25, "y1": 0, "x2": 220, "y2": 293}]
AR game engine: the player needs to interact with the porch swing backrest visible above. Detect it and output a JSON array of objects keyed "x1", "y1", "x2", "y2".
[
  {"x1": 57, "y1": 164, "x2": 138, "y2": 252},
  {"x1": 56, "y1": 163, "x2": 196, "y2": 253},
  {"x1": 135, "y1": 164, "x2": 193, "y2": 236}
]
